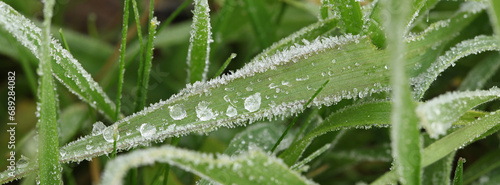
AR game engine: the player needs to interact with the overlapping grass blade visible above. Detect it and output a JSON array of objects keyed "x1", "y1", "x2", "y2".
[
  {"x1": 453, "y1": 158, "x2": 466, "y2": 185},
  {"x1": 116, "y1": 0, "x2": 130, "y2": 120},
  {"x1": 0, "y1": 3, "x2": 485, "y2": 181},
  {"x1": 488, "y1": 0, "x2": 500, "y2": 43},
  {"x1": 198, "y1": 123, "x2": 284, "y2": 185},
  {"x1": 463, "y1": 149, "x2": 500, "y2": 184},
  {"x1": 413, "y1": 35, "x2": 499, "y2": 98},
  {"x1": 382, "y1": 0, "x2": 422, "y2": 183},
  {"x1": 100, "y1": 146, "x2": 317, "y2": 185},
  {"x1": 37, "y1": 0, "x2": 61, "y2": 183},
  {"x1": 417, "y1": 88, "x2": 500, "y2": 138},
  {"x1": 372, "y1": 109, "x2": 500, "y2": 184},
  {"x1": 459, "y1": 53, "x2": 500, "y2": 91},
  {"x1": 187, "y1": 0, "x2": 212, "y2": 84},
  {"x1": 0, "y1": 2, "x2": 118, "y2": 121},
  {"x1": 321, "y1": 0, "x2": 363, "y2": 34},
  {"x1": 422, "y1": 136, "x2": 455, "y2": 185}
]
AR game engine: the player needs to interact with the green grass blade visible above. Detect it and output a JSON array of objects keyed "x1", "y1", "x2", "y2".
[
  {"x1": 459, "y1": 53, "x2": 500, "y2": 91},
  {"x1": 187, "y1": 0, "x2": 212, "y2": 84},
  {"x1": 382, "y1": 0, "x2": 421, "y2": 183},
  {"x1": 368, "y1": 0, "x2": 440, "y2": 48},
  {"x1": 116, "y1": 0, "x2": 130, "y2": 120},
  {"x1": 453, "y1": 158, "x2": 466, "y2": 185},
  {"x1": 271, "y1": 80, "x2": 329, "y2": 153},
  {"x1": 198, "y1": 123, "x2": 285, "y2": 185},
  {"x1": 417, "y1": 88, "x2": 500, "y2": 138},
  {"x1": 322, "y1": 0, "x2": 363, "y2": 34},
  {"x1": 290, "y1": 143, "x2": 330, "y2": 171},
  {"x1": 0, "y1": 2, "x2": 118, "y2": 121},
  {"x1": 413, "y1": 35, "x2": 499, "y2": 98},
  {"x1": 100, "y1": 146, "x2": 317, "y2": 185},
  {"x1": 38, "y1": 0, "x2": 61, "y2": 183},
  {"x1": 242, "y1": 0, "x2": 276, "y2": 49},
  {"x1": 422, "y1": 135, "x2": 455, "y2": 185},
  {"x1": 463, "y1": 149, "x2": 500, "y2": 184},
  {"x1": 372, "y1": 109, "x2": 500, "y2": 184},
  {"x1": 213, "y1": 53, "x2": 236, "y2": 78},
  {"x1": 135, "y1": 16, "x2": 159, "y2": 111},
  {"x1": 488, "y1": 0, "x2": 500, "y2": 44}
]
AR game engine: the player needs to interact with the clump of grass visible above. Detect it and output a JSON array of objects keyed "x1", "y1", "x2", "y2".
[{"x1": 1, "y1": 0, "x2": 500, "y2": 185}]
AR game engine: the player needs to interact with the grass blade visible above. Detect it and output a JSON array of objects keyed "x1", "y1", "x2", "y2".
[
  {"x1": 463, "y1": 149, "x2": 500, "y2": 184},
  {"x1": 0, "y1": 2, "x2": 118, "y2": 121},
  {"x1": 242, "y1": 0, "x2": 276, "y2": 49},
  {"x1": 413, "y1": 35, "x2": 499, "y2": 98},
  {"x1": 198, "y1": 123, "x2": 285, "y2": 185},
  {"x1": 100, "y1": 146, "x2": 317, "y2": 185},
  {"x1": 381, "y1": 0, "x2": 422, "y2": 183},
  {"x1": 135, "y1": 16, "x2": 159, "y2": 112},
  {"x1": 453, "y1": 158, "x2": 466, "y2": 185},
  {"x1": 213, "y1": 53, "x2": 236, "y2": 78},
  {"x1": 488, "y1": 0, "x2": 500, "y2": 44},
  {"x1": 417, "y1": 88, "x2": 500, "y2": 138},
  {"x1": 290, "y1": 144, "x2": 330, "y2": 171},
  {"x1": 322, "y1": 0, "x2": 363, "y2": 34},
  {"x1": 187, "y1": 0, "x2": 212, "y2": 84},
  {"x1": 372, "y1": 109, "x2": 500, "y2": 184},
  {"x1": 38, "y1": 0, "x2": 61, "y2": 183},
  {"x1": 458, "y1": 53, "x2": 500, "y2": 91},
  {"x1": 116, "y1": 0, "x2": 130, "y2": 120}
]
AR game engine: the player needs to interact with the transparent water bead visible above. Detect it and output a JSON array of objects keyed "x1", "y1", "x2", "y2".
[
  {"x1": 16, "y1": 155, "x2": 29, "y2": 168},
  {"x1": 91, "y1": 121, "x2": 106, "y2": 136},
  {"x1": 169, "y1": 104, "x2": 187, "y2": 120},
  {"x1": 226, "y1": 105, "x2": 237, "y2": 117},
  {"x1": 244, "y1": 93, "x2": 261, "y2": 112},
  {"x1": 139, "y1": 123, "x2": 157, "y2": 139},
  {"x1": 103, "y1": 125, "x2": 119, "y2": 143},
  {"x1": 196, "y1": 101, "x2": 216, "y2": 121}
]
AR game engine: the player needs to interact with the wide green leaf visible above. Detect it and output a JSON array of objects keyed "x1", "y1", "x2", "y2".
[{"x1": 100, "y1": 146, "x2": 317, "y2": 185}]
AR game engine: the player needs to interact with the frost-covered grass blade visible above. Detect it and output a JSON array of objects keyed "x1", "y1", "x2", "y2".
[
  {"x1": 100, "y1": 146, "x2": 317, "y2": 185},
  {"x1": 417, "y1": 88, "x2": 500, "y2": 138},
  {"x1": 187, "y1": 0, "x2": 212, "y2": 84},
  {"x1": 0, "y1": 2, "x2": 118, "y2": 121}
]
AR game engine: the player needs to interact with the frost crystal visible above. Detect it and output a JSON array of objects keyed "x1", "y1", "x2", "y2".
[
  {"x1": 244, "y1": 93, "x2": 261, "y2": 112},
  {"x1": 169, "y1": 104, "x2": 187, "y2": 120},
  {"x1": 196, "y1": 101, "x2": 216, "y2": 121}
]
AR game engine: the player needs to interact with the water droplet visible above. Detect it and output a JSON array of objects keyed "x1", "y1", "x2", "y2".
[
  {"x1": 226, "y1": 105, "x2": 237, "y2": 117},
  {"x1": 16, "y1": 155, "x2": 29, "y2": 168},
  {"x1": 86, "y1": 144, "x2": 93, "y2": 150},
  {"x1": 91, "y1": 121, "x2": 106, "y2": 136},
  {"x1": 196, "y1": 101, "x2": 216, "y2": 121},
  {"x1": 139, "y1": 123, "x2": 157, "y2": 139},
  {"x1": 103, "y1": 125, "x2": 119, "y2": 143},
  {"x1": 244, "y1": 93, "x2": 261, "y2": 112},
  {"x1": 245, "y1": 86, "x2": 253, "y2": 91},
  {"x1": 169, "y1": 104, "x2": 187, "y2": 120}
]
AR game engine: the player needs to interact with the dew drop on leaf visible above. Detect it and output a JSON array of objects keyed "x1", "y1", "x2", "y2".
[
  {"x1": 226, "y1": 105, "x2": 237, "y2": 117},
  {"x1": 103, "y1": 125, "x2": 119, "y2": 143},
  {"x1": 244, "y1": 92, "x2": 261, "y2": 112},
  {"x1": 139, "y1": 123, "x2": 157, "y2": 139},
  {"x1": 169, "y1": 104, "x2": 187, "y2": 120},
  {"x1": 196, "y1": 101, "x2": 216, "y2": 121},
  {"x1": 16, "y1": 155, "x2": 29, "y2": 168},
  {"x1": 91, "y1": 121, "x2": 106, "y2": 136}
]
